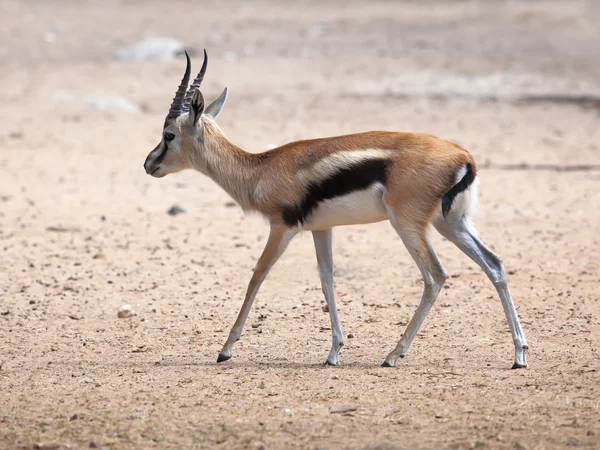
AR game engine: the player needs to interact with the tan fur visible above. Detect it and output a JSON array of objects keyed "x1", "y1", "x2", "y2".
[{"x1": 185, "y1": 122, "x2": 477, "y2": 228}]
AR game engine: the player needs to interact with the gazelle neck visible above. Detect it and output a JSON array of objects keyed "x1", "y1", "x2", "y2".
[{"x1": 191, "y1": 117, "x2": 262, "y2": 211}]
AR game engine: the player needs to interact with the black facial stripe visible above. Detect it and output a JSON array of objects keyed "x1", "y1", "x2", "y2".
[
  {"x1": 154, "y1": 141, "x2": 168, "y2": 166},
  {"x1": 282, "y1": 158, "x2": 391, "y2": 226}
]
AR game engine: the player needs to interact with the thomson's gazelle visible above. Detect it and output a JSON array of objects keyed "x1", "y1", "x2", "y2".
[{"x1": 144, "y1": 51, "x2": 528, "y2": 368}]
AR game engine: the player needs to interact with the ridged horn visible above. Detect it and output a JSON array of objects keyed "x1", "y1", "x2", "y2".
[
  {"x1": 166, "y1": 50, "x2": 192, "y2": 121},
  {"x1": 182, "y1": 49, "x2": 208, "y2": 114}
]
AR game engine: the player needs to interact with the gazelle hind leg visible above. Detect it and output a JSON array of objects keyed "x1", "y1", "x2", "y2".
[
  {"x1": 312, "y1": 229, "x2": 344, "y2": 365},
  {"x1": 382, "y1": 212, "x2": 448, "y2": 367},
  {"x1": 434, "y1": 215, "x2": 528, "y2": 368}
]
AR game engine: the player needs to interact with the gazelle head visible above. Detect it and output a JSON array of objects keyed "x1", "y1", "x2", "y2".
[{"x1": 144, "y1": 50, "x2": 228, "y2": 178}]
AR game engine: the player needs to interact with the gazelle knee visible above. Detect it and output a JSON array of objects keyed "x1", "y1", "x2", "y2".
[
  {"x1": 487, "y1": 252, "x2": 507, "y2": 285},
  {"x1": 435, "y1": 269, "x2": 449, "y2": 287},
  {"x1": 425, "y1": 267, "x2": 448, "y2": 289}
]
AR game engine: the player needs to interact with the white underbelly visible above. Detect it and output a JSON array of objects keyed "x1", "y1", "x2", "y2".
[{"x1": 303, "y1": 184, "x2": 389, "y2": 230}]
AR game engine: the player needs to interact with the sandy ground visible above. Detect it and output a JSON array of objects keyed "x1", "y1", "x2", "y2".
[{"x1": 1, "y1": 1, "x2": 599, "y2": 449}]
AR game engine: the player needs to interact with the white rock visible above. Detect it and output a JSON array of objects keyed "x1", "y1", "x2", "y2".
[
  {"x1": 83, "y1": 95, "x2": 141, "y2": 114},
  {"x1": 118, "y1": 304, "x2": 137, "y2": 318},
  {"x1": 52, "y1": 91, "x2": 141, "y2": 114},
  {"x1": 114, "y1": 37, "x2": 184, "y2": 62},
  {"x1": 223, "y1": 51, "x2": 237, "y2": 62},
  {"x1": 43, "y1": 32, "x2": 56, "y2": 44}
]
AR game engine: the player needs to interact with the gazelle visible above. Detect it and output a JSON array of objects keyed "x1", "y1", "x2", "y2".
[{"x1": 144, "y1": 51, "x2": 528, "y2": 369}]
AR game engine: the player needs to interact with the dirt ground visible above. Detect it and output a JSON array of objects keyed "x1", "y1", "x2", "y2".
[{"x1": 1, "y1": 1, "x2": 599, "y2": 449}]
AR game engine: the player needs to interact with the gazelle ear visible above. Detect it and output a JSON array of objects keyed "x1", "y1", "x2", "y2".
[
  {"x1": 204, "y1": 87, "x2": 228, "y2": 119},
  {"x1": 188, "y1": 89, "x2": 204, "y2": 126}
]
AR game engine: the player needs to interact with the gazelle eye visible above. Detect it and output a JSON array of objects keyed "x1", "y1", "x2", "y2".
[{"x1": 164, "y1": 132, "x2": 175, "y2": 142}]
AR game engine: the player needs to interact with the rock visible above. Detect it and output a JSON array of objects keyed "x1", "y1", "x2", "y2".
[
  {"x1": 43, "y1": 32, "x2": 56, "y2": 44},
  {"x1": 52, "y1": 90, "x2": 141, "y2": 114},
  {"x1": 84, "y1": 95, "x2": 141, "y2": 114},
  {"x1": 322, "y1": 304, "x2": 329, "y2": 313},
  {"x1": 251, "y1": 323, "x2": 262, "y2": 328},
  {"x1": 117, "y1": 304, "x2": 136, "y2": 319},
  {"x1": 284, "y1": 408, "x2": 293, "y2": 416},
  {"x1": 34, "y1": 443, "x2": 61, "y2": 450},
  {"x1": 114, "y1": 37, "x2": 185, "y2": 62},
  {"x1": 167, "y1": 205, "x2": 186, "y2": 216},
  {"x1": 347, "y1": 333, "x2": 354, "y2": 339},
  {"x1": 330, "y1": 405, "x2": 358, "y2": 414}
]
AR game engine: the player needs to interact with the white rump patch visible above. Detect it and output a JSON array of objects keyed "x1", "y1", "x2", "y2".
[{"x1": 436, "y1": 172, "x2": 480, "y2": 222}]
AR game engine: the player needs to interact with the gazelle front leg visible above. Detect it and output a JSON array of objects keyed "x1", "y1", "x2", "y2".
[
  {"x1": 217, "y1": 224, "x2": 297, "y2": 363},
  {"x1": 312, "y1": 229, "x2": 344, "y2": 366}
]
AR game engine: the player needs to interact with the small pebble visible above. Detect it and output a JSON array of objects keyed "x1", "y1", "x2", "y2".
[
  {"x1": 330, "y1": 405, "x2": 358, "y2": 414},
  {"x1": 117, "y1": 304, "x2": 136, "y2": 318},
  {"x1": 29, "y1": 300, "x2": 36, "y2": 305},
  {"x1": 347, "y1": 333, "x2": 354, "y2": 339},
  {"x1": 322, "y1": 304, "x2": 329, "y2": 313},
  {"x1": 167, "y1": 204, "x2": 186, "y2": 216},
  {"x1": 34, "y1": 443, "x2": 61, "y2": 450},
  {"x1": 251, "y1": 323, "x2": 262, "y2": 328}
]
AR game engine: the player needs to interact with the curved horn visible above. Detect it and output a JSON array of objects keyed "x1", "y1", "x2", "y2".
[
  {"x1": 166, "y1": 50, "x2": 192, "y2": 120},
  {"x1": 182, "y1": 49, "x2": 208, "y2": 114}
]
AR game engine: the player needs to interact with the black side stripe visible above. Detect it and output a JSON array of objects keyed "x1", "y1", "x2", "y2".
[
  {"x1": 441, "y1": 163, "x2": 476, "y2": 218},
  {"x1": 282, "y1": 158, "x2": 391, "y2": 226}
]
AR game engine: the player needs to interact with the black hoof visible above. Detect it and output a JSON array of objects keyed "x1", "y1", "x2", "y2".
[
  {"x1": 511, "y1": 362, "x2": 527, "y2": 369},
  {"x1": 381, "y1": 361, "x2": 394, "y2": 367},
  {"x1": 217, "y1": 353, "x2": 231, "y2": 363}
]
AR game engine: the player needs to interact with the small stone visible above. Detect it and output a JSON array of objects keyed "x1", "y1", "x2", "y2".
[
  {"x1": 322, "y1": 304, "x2": 329, "y2": 313},
  {"x1": 84, "y1": 95, "x2": 141, "y2": 114},
  {"x1": 117, "y1": 304, "x2": 136, "y2": 319},
  {"x1": 251, "y1": 323, "x2": 262, "y2": 329},
  {"x1": 29, "y1": 300, "x2": 36, "y2": 305},
  {"x1": 330, "y1": 405, "x2": 358, "y2": 414},
  {"x1": 113, "y1": 37, "x2": 185, "y2": 62},
  {"x1": 347, "y1": 333, "x2": 354, "y2": 339},
  {"x1": 34, "y1": 443, "x2": 61, "y2": 450},
  {"x1": 167, "y1": 205, "x2": 186, "y2": 216},
  {"x1": 284, "y1": 408, "x2": 293, "y2": 416}
]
